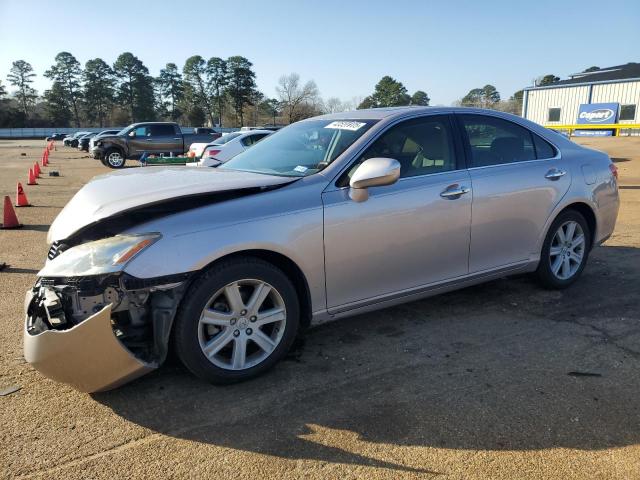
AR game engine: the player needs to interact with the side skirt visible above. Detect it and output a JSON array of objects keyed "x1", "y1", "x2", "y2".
[{"x1": 311, "y1": 260, "x2": 539, "y2": 326}]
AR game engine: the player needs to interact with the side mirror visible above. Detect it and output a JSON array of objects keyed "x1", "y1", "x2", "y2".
[
  {"x1": 128, "y1": 131, "x2": 136, "y2": 137},
  {"x1": 349, "y1": 157, "x2": 400, "y2": 202}
]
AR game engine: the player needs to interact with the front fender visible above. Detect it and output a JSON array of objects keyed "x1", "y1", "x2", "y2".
[
  {"x1": 123, "y1": 204, "x2": 325, "y2": 315},
  {"x1": 100, "y1": 139, "x2": 129, "y2": 158}
]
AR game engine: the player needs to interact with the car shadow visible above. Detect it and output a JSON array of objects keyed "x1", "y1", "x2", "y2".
[{"x1": 93, "y1": 245, "x2": 640, "y2": 472}]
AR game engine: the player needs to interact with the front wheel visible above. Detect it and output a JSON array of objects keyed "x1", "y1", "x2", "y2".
[
  {"x1": 104, "y1": 148, "x2": 126, "y2": 168},
  {"x1": 536, "y1": 210, "x2": 591, "y2": 289},
  {"x1": 174, "y1": 257, "x2": 300, "y2": 384}
]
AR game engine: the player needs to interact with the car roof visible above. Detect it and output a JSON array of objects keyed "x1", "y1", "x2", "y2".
[
  {"x1": 308, "y1": 106, "x2": 529, "y2": 122},
  {"x1": 238, "y1": 129, "x2": 272, "y2": 136}
]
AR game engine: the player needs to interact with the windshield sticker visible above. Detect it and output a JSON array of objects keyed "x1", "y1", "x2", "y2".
[
  {"x1": 324, "y1": 121, "x2": 366, "y2": 131},
  {"x1": 294, "y1": 165, "x2": 308, "y2": 173}
]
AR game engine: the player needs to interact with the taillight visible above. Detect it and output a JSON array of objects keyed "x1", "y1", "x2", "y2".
[
  {"x1": 206, "y1": 149, "x2": 221, "y2": 158},
  {"x1": 609, "y1": 163, "x2": 618, "y2": 179}
]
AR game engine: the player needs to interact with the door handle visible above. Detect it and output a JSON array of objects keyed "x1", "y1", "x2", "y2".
[
  {"x1": 173, "y1": 137, "x2": 181, "y2": 140},
  {"x1": 145, "y1": 138, "x2": 153, "y2": 141},
  {"x1": 545, "y1": 168, "x2": 566, "y2": 180},
  {"x1": 440, "y1": 184, "x2": 471, "y2": 199}
]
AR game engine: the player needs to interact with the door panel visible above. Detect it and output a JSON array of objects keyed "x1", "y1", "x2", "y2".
[
  {"x1": 468, "y1": 160, "x2": 570, "y2": 271},
  {"x1": 149, "y1": 125, "x2": 182, "y2": 154},
  {"x1": 456, "y1": 113, "x2": 572, "y2": 272},
  {"x1": 323, "y1": 170, "x2": 472, "y2": 309},
  {"x1": 128, "y1": 126, "x2": 150, "y2": 156}
]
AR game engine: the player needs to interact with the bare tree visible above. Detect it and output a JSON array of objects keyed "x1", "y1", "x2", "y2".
[
  {"x1": 276, "y1": 73, "x2": 319, "y2": 123},
  {"x1": 324, "y1": 97, "x2": 344, "y2": 113}
]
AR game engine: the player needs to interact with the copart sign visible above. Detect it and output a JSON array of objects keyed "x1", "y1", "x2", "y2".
[{"x1": 576, "y1": 103, "x2": 619, "y2": 124}]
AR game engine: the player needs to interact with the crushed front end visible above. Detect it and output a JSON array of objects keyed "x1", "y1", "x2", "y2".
[{"x1": 24, "y1": 234, "x2": 190, "y2": 392}]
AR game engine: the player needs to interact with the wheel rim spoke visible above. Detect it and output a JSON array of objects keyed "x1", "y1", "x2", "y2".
[
  {"x1": 255, "y1": 307, "x2": 286, "y2": 326},
  {"x1": 232, "y1": 337, "x2": 247, "y2": 369},
  {"x1": 565, "y1": 222, "x2": 576, "y2": 242},
  {"x1": 571, "y1": 234, "x2": 585, "y2": 250},
  {"x1": 550, "y1": 246, "x2": 562, "y2": 257},
  {"x1": 201, "y1": 308, "x2": 233, "y2": 326},
  {"x1": 556, "y1": 226, "x2": 566, "y2": 244},
  {"x1": 247, "y1": 282, "x2": 271, "y2": 315},
  {"x1": 224, "y1": 283, "x2": 245, "y2": 313},
  {"x1": 252, "y1": 330, "x2": 277, "y2": 353},
  {"x1": 202, "y1": 330, "x2": 233, "y2": 358},
  {"x1": 551, "y1": 256, "x2": 563, "y2": 275},
  {"x1": 561, "y1": 256, "x2": 571, "y2": 278}
]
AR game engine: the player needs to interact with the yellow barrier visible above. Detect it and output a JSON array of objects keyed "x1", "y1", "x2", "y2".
[{"x1": 544, "y1": 123, "x2": 640, "y2": 136}]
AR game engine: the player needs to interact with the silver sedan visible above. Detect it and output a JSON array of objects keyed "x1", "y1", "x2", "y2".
[{"x1": 24, "y1": 107, "x2": 619, "y2": 392}]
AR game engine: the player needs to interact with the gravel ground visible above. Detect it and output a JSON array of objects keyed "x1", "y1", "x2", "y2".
[{"x1": 1, "y1": 138, "x2": 639, "y2": 479}]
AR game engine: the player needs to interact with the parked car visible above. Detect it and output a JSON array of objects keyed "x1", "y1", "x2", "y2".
[
  {"x1": 63, "y1": 131, "x2": 92, "y2": 147},
  {"x1": 187, "y1": 130, "x2": 272, "y2": 166},
  {"x1": 77, "y1": 132, "x2": 97, "y2": 152},
  {"x1": 88, "y1": 129, "x2": 121, "y2": 154},
  {"x1": 45, "y1": 133, "x2": 68, "y2": 141},
  {"x1": 24, "y1": 107, "x2": 619, "y2": 392},
  {"x1": 91, "y1": 122, "x2": 221, "y2": 168}
]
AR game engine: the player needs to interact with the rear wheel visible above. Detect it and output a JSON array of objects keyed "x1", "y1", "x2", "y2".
[
  {"x1": 174, "y1": 257, "x2": 300, "y2": 384},
  {"x1": 536, "y1": 210, "x2": 591, "y2": 289},
  {"x1": 104, "y1": 148, "x2": 126, "y2": 168}
]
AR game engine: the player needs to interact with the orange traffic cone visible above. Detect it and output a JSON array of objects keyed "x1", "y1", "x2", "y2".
[
  {"x1": 27, "y1": 168, "x2": 38, "y2": 185},
  {"x1": 1, "y1": 196, "x2": 22, "y2": 229},
  {"x1": 15, "y1": 182, "x2": 31, "y2": 207},
  {"x1": 34, "y1": 162, "x2": 41, "y2": 177}
]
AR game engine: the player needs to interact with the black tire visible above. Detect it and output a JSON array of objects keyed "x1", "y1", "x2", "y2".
[
  {"x1": 536, "y1": 210, "x2": 591, "y2": 289},
  {"x1": 103, "y1": 148, "x2": 126, "y2": 169},
  {"x1": 174, "y1": 257, "x2": 300, "y2": 384}
]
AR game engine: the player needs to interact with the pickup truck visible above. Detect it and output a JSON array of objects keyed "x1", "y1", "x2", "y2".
[{"x1": 91, "y1": 122, "x2": 221, "y2": 168}]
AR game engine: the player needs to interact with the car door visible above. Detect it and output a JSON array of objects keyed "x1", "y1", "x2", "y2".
[
  {"x1": 149, "y1": 124, "x2": 183, "y2": 154},
  {"x1": 128, "y1": 125, "x2": 152, "y2": 156},
  {"x1": 322, "y1": 114, "x2": 472, "y2": 310},
  {"x1": 456, "y1": 113, "x2": 571, "y2": 273}
]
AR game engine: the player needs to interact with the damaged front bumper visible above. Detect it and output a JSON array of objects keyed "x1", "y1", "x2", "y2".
[
  {"x1": 24, "y1": 292, "x2": 154, "y2": 392},
  {"x1": 24, "y1": 273, "x2": 189, "y2": 392}
]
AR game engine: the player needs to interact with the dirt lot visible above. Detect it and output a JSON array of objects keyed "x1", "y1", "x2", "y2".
[{"x1": 1, "y1": 138, "x2": 639, "y2": 479}]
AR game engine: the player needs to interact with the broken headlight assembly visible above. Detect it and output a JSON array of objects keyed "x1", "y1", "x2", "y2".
[{"x1": 39, "y1": 233, "x2": 161, "y2": 277}]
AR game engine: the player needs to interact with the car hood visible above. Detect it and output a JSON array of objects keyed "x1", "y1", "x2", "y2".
[{"x1": 48, "y1": 167, "x2": 295, "y2": 243}]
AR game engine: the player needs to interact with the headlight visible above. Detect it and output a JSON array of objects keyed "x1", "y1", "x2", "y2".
[{"x1": 38, "y1": 234, "x2": 161, "y2": 277}]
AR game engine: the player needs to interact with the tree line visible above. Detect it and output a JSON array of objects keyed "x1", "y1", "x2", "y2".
[
  {"x1": 0, "y1": 50, "x2": 591, "y2": 129},
  {"x1": 0, "y1": 52, "x2": 273, "y2": 128},
  {"x1": 0, "y1": 52, "x2": 433, "y2": 129}
]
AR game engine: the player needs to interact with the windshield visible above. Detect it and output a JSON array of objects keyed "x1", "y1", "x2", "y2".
[
  {"x1": 221, "y1": 119, "x2": 377, "y2": 177},
  {"x1": 213, "y1": 132, "x2": 243, "y2": 145},
  {"x1": 117, "y1": 124, "x2": 136, "y2": 136}
]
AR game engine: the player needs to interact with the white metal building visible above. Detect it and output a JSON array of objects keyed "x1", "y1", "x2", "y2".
[{"x1": 522, "y1": 63, "x2": 639, "y2": 131}]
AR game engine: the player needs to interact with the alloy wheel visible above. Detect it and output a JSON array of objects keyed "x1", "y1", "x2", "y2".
[
  {"x1": 197, "y1": 279, "x2": 287, "y2": 370},
  {"x1": 549, "y1": 220, "x2": 585, "y2": 280},
  {"x1": 107, "y1": 152, "x2": 124, "y2": 167}
]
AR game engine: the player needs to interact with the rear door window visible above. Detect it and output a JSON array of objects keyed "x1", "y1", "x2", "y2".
[
  {"x1": 459, "y1": 114, "x2": 537, "y2": 167},
  {"x1": 150, "y1": 124, "x2": 177, "y2": 136}
]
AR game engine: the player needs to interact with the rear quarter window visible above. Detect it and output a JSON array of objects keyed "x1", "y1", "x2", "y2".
[{"x1": 533, "y1": 134, "x2": 556, "y2": 159}]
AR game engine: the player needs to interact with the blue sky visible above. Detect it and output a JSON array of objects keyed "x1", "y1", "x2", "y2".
[{"x1": 1, "y1": 0, "x2": 638, "y2": 105}]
